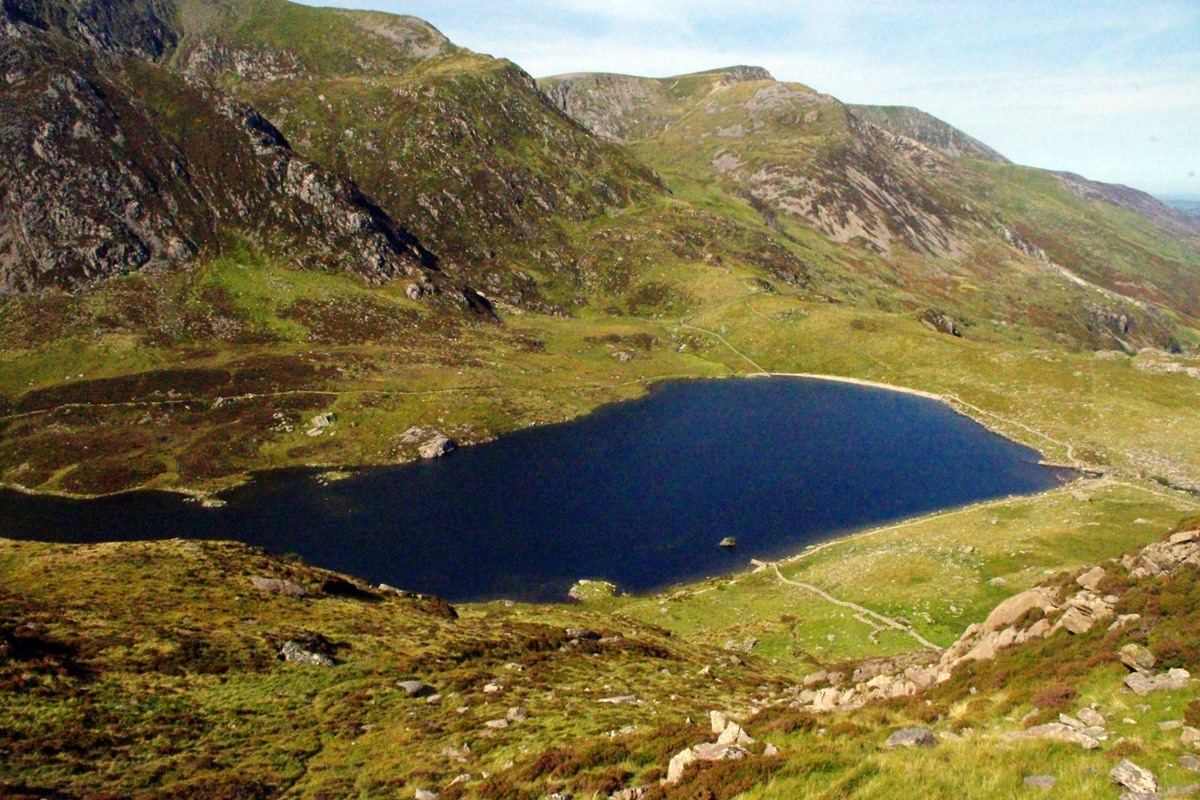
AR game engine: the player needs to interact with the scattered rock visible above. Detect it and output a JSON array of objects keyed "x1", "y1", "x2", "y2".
[
  {"x1": 1078, "y1": 707, "x2": 1106, "y2": 728},
  {"x1": 610, "y1": 789, "x2": 646, "y2": 800},
  {"x1": 884, "y1": 727, "x2": 937, "y2": 749},
  {"x1": 506, "y1": 706, "x2": 529, "y2": 723},
  {"x1": 483, "y1": 683, "x2": 502, "y2": 694},
  {"x1": 710, "y1": 711, "x2": 728, "y2": 735},
  {"x1": 418, "y1": 434, "x2": 455, "y2": 459},
  {"x1": 251, "y1": 577, "x2": 307, "y2": 597},
  {"x1": 1183, "y1": 727, "x2": 1200, "y2": 748},
  {"x1": 483, "y1": 719, "x2": 508, "y2": 730},
  {"x1": 763, "y1": 743, "x2": 779, "y2": 757},
  {"x1": 665, "y1": 748, "x2": 697, "y2": 785},
  {"x1": 1125, "y1": 668, "x2": 1191, "y2": 696},
  {"x1": 279, "y1": 640, "x2": 334, "y2": 667},
  {"x1": 598, "y1": 695, "x2": 638, "y2": 705},
  {"x1": 1024, "y1": 775, "x2": 1057, "y2": 790},
  {"x1": 716, "y1": 722, "x2": 754, "y2": 746},
  {"x1": 1111, "y1": 614, "x2": 1143, "y2": 631},
  {"x1": 426, "y1": 694, "x2": 442, "y2": 705},
  {"x1": 1121, "y1": 644, "x2": 1158, "y2": 673},
  {"x1": 1111, "y1": 760, "x2": 1158, "y2": 795},
  {"x1": 398, "y1": 680, "x2": 427, "y2": 697},
  {"x1": 1077, "y1": 566, "x2": 1107, "y2": 590},
  {"x1": 1180, "y1": 755, "x2": 1200, "y2": 772},
  {"x1": 415, "y1": 790, "x2": 437, "y2": 800},
  {"x1": 1171, "y1": 530, "x2": 1200, "y2": 545},
  {"x1": 1009, "y1": 723, "x2": 1099, "y2": 750}
]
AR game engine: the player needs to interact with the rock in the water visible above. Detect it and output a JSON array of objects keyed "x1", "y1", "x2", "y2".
[
  {"x1": 1125, "y1": 668, "x2": 1191, "y2": 696},
  {"x1": 251, "y1": 577, "x2": 307, "y2": 597},
  {"x1": 1024, "y1": 775, "x2": 1057, "y2": 790},
  {"x1": 418, "y1": 434, "x2": 455, "y2": 459},
  {"x1": 1111, "y1": 759, "x2": 1158, "y2": 795},
  {"x1": 568, "y1": 579, "x2": 617, "y2": 602},
  {"x1": 1120, "y1": 644, "x2": 1157, "y2": 673},
  {"x1": 398, "y1": 680, "x2": 427, "y2": 697},
  {"x1": 884, "y1": 727, "x2": 937, "y2": 749},
  {"x1": 280, "y1": 640, "x2": 334, "y2": 667},
  {"x1": 718, "y1": 536, "x2": 737, "y2": 548}
]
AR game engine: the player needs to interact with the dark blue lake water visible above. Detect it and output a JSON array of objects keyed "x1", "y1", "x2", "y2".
[{"x1": 0, "y1": 377, "x2": 1071, "y2": 602}]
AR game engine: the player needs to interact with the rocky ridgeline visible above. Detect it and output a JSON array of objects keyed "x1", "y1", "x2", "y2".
[{"x1": 790, "y1": 529, "x2": 1200, "y2": 716}]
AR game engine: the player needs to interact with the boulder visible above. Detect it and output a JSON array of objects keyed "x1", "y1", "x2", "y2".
[
  {"x1": 710, "y1": 710, "x2": 728, "y2": 735},
  {"x1": 1078, "y1": 707, "x2": 1106, "y2": 728},
  {"x1": 1183, "y1": 727, "x2": 1200, "y2": 748},
  {"x1": 982, "y1": 588, "x2": 1059, "y2": 633},
  {"x1": 716, "y1": 722, "x2": 754, "y2": 746},
  {"x1": 1181, "y1": 755, "x2": 1200, "y2": 772},
  {"x1": 415, "y1": 790, "x2": 438, "y2": 800},
  {"x1": 884, "y1": 727, "x2": 936, "y2": 749},
  {"x1": 398, "y1": 680, "x2": 427, "y2": 697},
  {"x1": 419, "y1": 434, "x2": 455, "y2": 459},
  {"x1": 691, "y1": 743, "x2": 749, "y2": 762},
  {"x1": 506, "y1": 706, "x2": 530, "y2": 723},
  {"x1": 280, "y1": 640, "x2": 334, "y2": 667},
  {"x1": 251, "y1": 577, "x2": 307, "y2": 598},
  {"x1": 1010, "y1": 723, "x2": 1099, "y2": 750},
  {"x1": 665, "y1": 748, "x2": 697, "y2": 785},
  {"x1": 1125, "y1": 668, "x2": 1191, "y2": 696},
  {"x1": 1120, "y1": 644, "x2": 1157, "y2": 674},
  {"x1": 1110, "y1": 759, "x2": 1157, "y2": 795},
  {"x1": 1077, "y1": 566, "x2": 1107, "y2": 590},
  {"x1": 1171, "y1": 530, "x2": 1200, "y2": 545}
]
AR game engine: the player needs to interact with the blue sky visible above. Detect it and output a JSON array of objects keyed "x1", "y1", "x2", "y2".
[{"x1": 300, "y1": 0, "x2": 1200, "y2": 197}]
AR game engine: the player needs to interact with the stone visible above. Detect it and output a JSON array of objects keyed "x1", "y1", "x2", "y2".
[
  {"x1": 280, "y1": 640, "x2": 334, "y2": 666},
  {"x1": 691, "y1": 743, "x2": 749, "y2": 762},
  {"x1": 419, "y1": 434, "x2": 455, "y2": 459},
  {"x1": 1011, "y1": 723, "x2": 1099, "y2": 750},
  {"x1": 1111, "y1": 614, "x2": 1143, "y2": 631},
  {"x1": 884, "y1": 727, "x2": 937, "y2": 749},
  {"x1": 566, "y1": 628, "x2": 603, "y2": 640},
  {"x1": 1181, "y1": 755, "x2": 1200, "y2": 772},
  {"x1": 1024, "y1": 775, "x2": 1057, "y2": 790},
  {"x1": 665, "y1": 748, "x2": 697, "y2": 784},
  {"x1": 1120, "y1": 644, "x2": 1157, "y2": 673},
  {"x1": 251, "y1": 577, "x2": 307, "y2": 597},
  {"x1": 1171, "y1": 530, "x2": 1200, "y2": 545},
  {"x1": 568, "y1": 580, "x2": 617, "y2": 602},
  {"x1": 610, "y1": 789, "x2": 646, "y2": 800},
  {"x1": 415, "y1": 790, "x2": 437, "y2": 800},
  {"x1": 763, "y1": 743, "x2": 779, "y2": 757},
  {"x1": 506, "y1": 706, "x2": 530, "y2": 723},
  {"x1": 710, "y1": 710, "x2": 728, "y2": 735},
  {"x1": 1077, "y1": 566, "x2": 1107, "y2": 590},
  {"x1": 1059, "y1": 714, "x2": 1085, "y2": 730},
  {"x1": 483, "y1": 683, "x2": 502, "y2": 694},
  {"x1": 1183, "y1": 727, "x2": 1200, "y2": 747},
  {"x1": 598, "y1": 695, "x2": 638, "y2": 705},
  {"x1": 717, "y1": 722, "x2": 754, "y2": 746},
  {"x1": 399, "y1": 680, "x2": 427, "y2": 697},
  {"x1": 1078, "y1": 707, "x2": 1106, "y2": 728},
  {"x1": 1111, "y1": 759, "x2": 1158, "y2": 795},
  {"x1": 981, "y1": 588, "x2": 1059, "y2": 633},
  {"x1": 483, "y1": 719, "x2": 508, "y2": 730},
  {"x1": 426, "y1": 694, "x2": 442, "y2": 705},
  {"x1": 1125, "y1": 668, "x2": 1191, "y2": 696},
  {"x1": 812, "y1": 687, "x2": 841, "y2": 712}
]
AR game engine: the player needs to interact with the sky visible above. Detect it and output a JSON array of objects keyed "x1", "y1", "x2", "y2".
[{"x1": 299, "y1": 0, "x2": 1200, "y2": 198}]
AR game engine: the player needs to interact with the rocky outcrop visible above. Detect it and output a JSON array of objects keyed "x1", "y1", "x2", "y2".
[
  {"x1": 848, "y1": 105, "x2": 1010, "y2": 163},
  {"x1": 0, "y1": 18, "x2": 437, "y2": 293}
]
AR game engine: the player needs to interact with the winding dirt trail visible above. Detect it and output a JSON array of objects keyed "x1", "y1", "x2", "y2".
[{"x1": 769, "y1": 563, "x2": 942, "y2": 651}]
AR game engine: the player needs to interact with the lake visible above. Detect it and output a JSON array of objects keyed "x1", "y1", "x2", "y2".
[{"x1": 0, "y1": 377, "x2": 1071, "y2": 602}]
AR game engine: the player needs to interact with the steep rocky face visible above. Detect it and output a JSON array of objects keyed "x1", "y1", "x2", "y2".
[
  {"x1": 1, "y1": 0, "x2": 178, "y2": 60},
  {"x1": 543, "y1": 68, "x2": 971, "y2": 258},
  {"x1": 0, "y1": 16, "x2": 434, "y2": 292},
  {"x1": 1053, "y1": 171, "x2": 1200, "y2": 234},
  {"x1": 847, "y1": 105, "x2": 1010, "y2": 163}
]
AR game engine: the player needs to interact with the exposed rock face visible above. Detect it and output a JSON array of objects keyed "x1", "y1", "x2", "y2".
[
  {"x1": 251, "y1": 577, "x2": 307, "y2": 597},
  {"x1": 847, "y1": 105, "x2": 1010, "y2": 163},
  {"x1": 0, "y1": 16, "x2": 436, "y2": 293},
  {"x1": 418, "y1": 434, "x2": 455, "y2": 459}
]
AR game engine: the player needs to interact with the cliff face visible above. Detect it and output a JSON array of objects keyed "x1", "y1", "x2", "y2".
[
  {"x1": 847, "y1": 104, "x2": 1010, "y2": 163},
  {"x1": 0, "y1": 10, "x2": 435, "y2": 293}
]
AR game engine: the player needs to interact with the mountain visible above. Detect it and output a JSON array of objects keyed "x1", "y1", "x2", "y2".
[
  {"x1": 542, "y1": 66, "x2": 1200, "y2": 345},
  {"x1": 0, "y1": 10, "x2": 436, "y2": 293}
]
